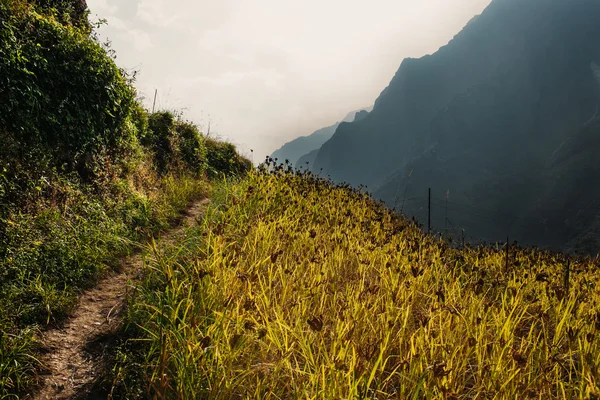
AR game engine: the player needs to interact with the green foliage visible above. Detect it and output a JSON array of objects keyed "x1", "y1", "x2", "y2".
[
  {"x1": 0, "y1": 2, "x2": 135, "y2": 175},
  {"x1": 144, "y1": 111, "x2": 251, "y2": 177},
  {"x1": 176, "y1": 121, "x2": 207, "y2": 174},
  {"x1": 205, "y1": 138, "x2": 252, "y2": 178},
  {"x1": 32, "y1": 0, "x2": 89, "y2": 28},
  {"x1": 145, "y1": 112, "x2": 177, "y2": 173},
  {"x1": 0, "y1": 326, "x2": 36, "y2": 396},
  {"x1": 1, "y1": 191, "x2": 123, "y2": 322}
]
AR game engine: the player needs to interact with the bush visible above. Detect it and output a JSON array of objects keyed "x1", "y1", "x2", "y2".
[
  {"x1": 0, "y1": 2, "x2": 135, "y2": 176},
  {"x1": 145, "y1": 112, "x2": 177, "y2": 173},
  {"x1": 205, "y1": 138, "x2": 252, "y2": 178},
  {"x1": 145, "y1": 112, "x2": 213, "y2": 174},
  {"x1": 32, "y1": 0, "x2": 89, "y2": 28},
  {"x1": 176, "y1": 120, "x2": 207, "y2": 174}
]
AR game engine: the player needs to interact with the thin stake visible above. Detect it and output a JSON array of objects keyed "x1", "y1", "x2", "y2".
[
  {"x1": 428, "y1": 188, "x2": 431, "y2": 234},
  {"x1": 445, "y1": 190, "x2": 448, "y2": 237},
  {"x1": 152, "y1": 89, "x2": 158, "y2": 113}
]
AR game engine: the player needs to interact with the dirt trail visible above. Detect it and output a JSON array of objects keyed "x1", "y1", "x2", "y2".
[{"x1": 32, "y1": 198, "x2": 210, "y2": 400}]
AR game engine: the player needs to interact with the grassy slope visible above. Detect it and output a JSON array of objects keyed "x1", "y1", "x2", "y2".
[
  {"x1": 0, "y1": 3, "x2": 251, "y2": 397},
  {"x1": 117, "y1": 168, "x2": 600, "y2": 399}
]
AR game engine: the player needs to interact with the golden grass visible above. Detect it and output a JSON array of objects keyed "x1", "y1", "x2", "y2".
[{"x1": 126, "y1": 170, "x2": 600, "y2": 399}]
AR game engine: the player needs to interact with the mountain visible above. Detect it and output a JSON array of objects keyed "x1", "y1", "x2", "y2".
[
  {"x1": 271, "y1": 108, "x2": 371, "y2": 167},
  {"x1": 312, "y1": 0, "x2": 600, "y2": 253},
  {"x1": 295, "y1": 109, "x2": 371, "y2": 170},
  {"x1": 296, "y1": 149, "x2": 319, "y2": 170}
]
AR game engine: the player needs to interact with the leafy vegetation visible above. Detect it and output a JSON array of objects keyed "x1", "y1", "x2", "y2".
[
  {"x1": 0, "y1": 1, "x2": 133, "y2": 175},
  {"x1": 0, "y1": 1, "x2": 250, "y2": 397},
  {"x1": 112, "y1": 164, "x2": 600, "y2": 399},
  {"x1": 204, "y1": 138, "x2": 253, "y2": 179}
]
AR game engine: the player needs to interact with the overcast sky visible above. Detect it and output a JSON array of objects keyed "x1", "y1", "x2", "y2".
[{"x1": 87, "y1": 0, "x2": 492, "y2": 161}]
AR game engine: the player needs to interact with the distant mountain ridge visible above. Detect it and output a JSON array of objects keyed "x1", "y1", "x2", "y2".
[
  {"x1": 295, "y1": 109, "x2": 371, "y2": 170},
  {"x1": 296, "y1": 149, "x2": 319, "y2": 170},
  {"x1": 311, "y1": 0, "x2": 600, "y2": 253},
  {"x1": 270, "y1": 107, "x2": 371, "y2": 167}
]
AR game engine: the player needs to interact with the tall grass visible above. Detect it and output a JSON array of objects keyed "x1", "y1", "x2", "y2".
[
  {"x1": 117, "y1": 169, "x2": 600, "y2": 399},
  {"x1": 0, "y1": 170, "x2": 208, "y2": 397}
]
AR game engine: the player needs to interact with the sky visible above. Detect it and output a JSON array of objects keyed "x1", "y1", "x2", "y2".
[{"x1": 87, "y1": 0, "x2": 492, "y2": 161}]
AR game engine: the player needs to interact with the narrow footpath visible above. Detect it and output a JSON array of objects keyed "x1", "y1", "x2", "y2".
[{"x1": 33, "y1": 198, "x2": 210, "y2": 400}]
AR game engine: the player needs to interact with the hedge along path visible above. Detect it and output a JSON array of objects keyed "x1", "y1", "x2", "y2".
[{"x1": 33, "y1": 198, "x2": 211, "y2": 400}]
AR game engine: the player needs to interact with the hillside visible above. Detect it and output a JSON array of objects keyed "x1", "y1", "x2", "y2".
[
  {"x1": 295, "y1": 110, "x2": 370, "y2": 170},
  {"x1": 312, "y1": 0, "x2": 600, "y2": 253},
  {"x1": 105, "y1": 166, "x2": 600, "y2": 399},
  {"x1": 3, "y1": 0, "x2": 600, "y2": 398},
  {"x1": 270, "y1": 108, "x2": 370, "y2": 167},
  {"x1": 0, "y1": 1, "x2": 249, "y2": 397}
]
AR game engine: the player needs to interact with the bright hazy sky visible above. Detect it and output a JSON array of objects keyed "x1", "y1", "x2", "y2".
[{"x1": 87, "y1": 0, "x2": 492, "y2": 161}]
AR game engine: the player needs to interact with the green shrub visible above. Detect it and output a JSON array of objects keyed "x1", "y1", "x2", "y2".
[
  {"x1": 145, "y1": 112, "x2": 210, "y2": 174},
  {"x1": 175, "y1": 120, "x2": 207, "y2": 174},
  {"x1": 32, "y1": 0, "x2": 89, "y2": 28},
  {"x1": 145, "y1": 112, "x2": 177, "y2": 173},
  {"x1": 0, "y1": 2, "x2": 135, "y2": 176},
  {"x1": 205, "y1": 138, "x2": 252, "y2": 178}
]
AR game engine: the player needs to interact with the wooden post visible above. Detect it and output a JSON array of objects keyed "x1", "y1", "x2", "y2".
[
  {"x1": 444, "y1": 190, "x2": 448, "y2": 238},
  {"x1": 152, "y1": 89, "x2": 158, "y2": 113},
  {"x1": 428, "y1": 188, "x2": 431, "y2": 234}
]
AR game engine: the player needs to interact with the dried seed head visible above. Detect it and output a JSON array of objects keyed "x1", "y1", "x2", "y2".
[{"x1": 307, "y1": 316, "x2": 323, "y2": 332}]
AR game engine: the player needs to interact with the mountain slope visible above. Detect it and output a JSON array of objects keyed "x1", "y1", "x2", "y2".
[
  {"x1": 312, "y1": 0, "x2": 600, "y2": 252},
  {"x1": 271, "y1": 108, "x2": 370, "y2": 166},
  {"x1": 295, "y1": 109, "x2": 371, "y2": 170},
  {"x1": 295, "y1": 148, "x2": 319, "y2": 170}
]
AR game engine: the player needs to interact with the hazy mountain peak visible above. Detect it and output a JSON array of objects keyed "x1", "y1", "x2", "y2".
[
  {"x1": 312, "y1": 0, "x2": 600, "y2": 253},
  {"x1": 270, "y1": 107, "x2": 371, "y2": 166}
]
